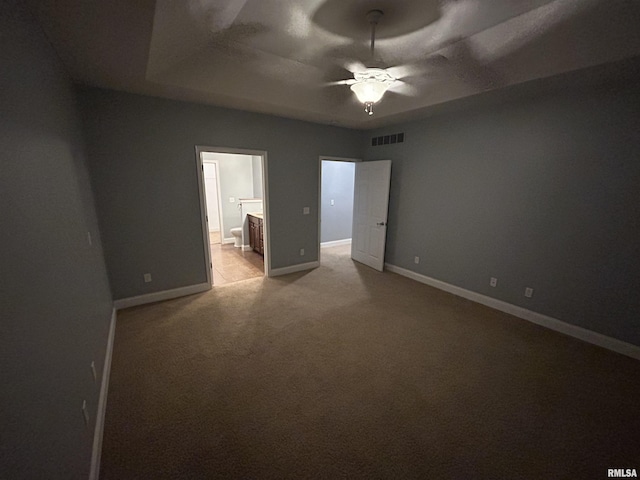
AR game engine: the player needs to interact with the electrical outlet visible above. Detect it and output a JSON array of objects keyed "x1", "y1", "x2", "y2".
[
  {"x1": 300, "y1": 248, "x2": 305, "y2": 256},
  {"x1": 490, "y1": 277, "x2": 498, "y2": 287},
  {"x1": 525, "y1": 287, "x2": 534, "y2": 298},
  {"x1": 414, "y1": 256, "x2": 420, "y2": 264},
  {"x1": 90, "y1": 361, "x2": 97, "y2": 384},
  {"x1": 144, "y1": 273, "x2": 152, "y2": 283},
  {"x1": 82, "y1": 400, "x2": 89, "y2": 426},
  {"x1": 330, "y1": 199, "x2": 335, "y2": 206},
  {"x1": 303, "y1": 207, "x2": 310, "y2": 215}
]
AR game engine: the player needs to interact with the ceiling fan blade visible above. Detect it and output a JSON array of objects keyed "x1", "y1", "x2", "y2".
[
  {"x1": 386, "y1": 54, "x2": 448, "y2": 79},
  {"x1": 342, "y1": 59, "x2": 368, "y2": 74},
  {"x1": 325, "y1": 78, "x2": 357, "y2": 87},
  {"x1": 387, "y1": 80, "x2": 420, "y2": 97}
]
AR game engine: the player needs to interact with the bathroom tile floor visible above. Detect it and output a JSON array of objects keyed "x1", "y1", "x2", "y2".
[{"x1": 210, "y1": 240, "x2": 264, "y2": 286}]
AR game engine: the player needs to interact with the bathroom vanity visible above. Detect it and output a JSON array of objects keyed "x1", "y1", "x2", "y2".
[{"x1": 247, "y1": 213, "x2": 264, "y2": 255}]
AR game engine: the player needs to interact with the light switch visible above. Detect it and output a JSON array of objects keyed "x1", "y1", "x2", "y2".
[
  {"x1": 303, "y1": 207, "x2": 310, "y2": 215},
  {"x1": 229, "y1": 197, "x2": 235, "y2": 203}
]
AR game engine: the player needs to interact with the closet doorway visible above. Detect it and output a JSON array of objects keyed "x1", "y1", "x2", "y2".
[{"x1": 318, "y1": 156, "x2": 359, "y2": 263}]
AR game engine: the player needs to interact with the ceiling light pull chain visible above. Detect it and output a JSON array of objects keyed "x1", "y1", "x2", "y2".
[{"x1": 365, "y1": 102, "x2": 374, "y2": 116}]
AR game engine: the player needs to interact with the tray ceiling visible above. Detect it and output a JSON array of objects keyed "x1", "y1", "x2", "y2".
[{"x1": 28, "y1": 0, "x2": 640, "y2": 128}]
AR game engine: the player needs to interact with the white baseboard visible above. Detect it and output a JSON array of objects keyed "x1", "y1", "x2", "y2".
[
  {"x1": 385, "y1": 263, "x2": 640, "y2": 361},
  {"x1": 89, "y1": 307, "x2": 117, "y2": 480},
  {"x1": 270, "y1": 261, "x2": 319, "y2": 277},
  {"x1": 222, "y1": 237, "x2": 235, "y2": 244},
  {"x1": 321, "y1": 238, "x2": 352, "y2": 248},
  {"x1": 113, "y1": 282, "x2": 211, "y2": 310}
]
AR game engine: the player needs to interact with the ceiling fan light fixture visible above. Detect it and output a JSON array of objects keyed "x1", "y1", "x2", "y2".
[{"x1": 350, "y1": 68, "x2": 396, "y2": 114}]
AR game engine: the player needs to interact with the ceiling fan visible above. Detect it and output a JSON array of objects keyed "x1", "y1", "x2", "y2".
[
  {"x1": 329, "y1": 8, "x2": 449, "y2": 116},
  {"x1": 335, "y1": 9, "x2": 398, "y2": 115},
  {"x1": 325, "y1": 1, "x2": 582, "y2": 117}
]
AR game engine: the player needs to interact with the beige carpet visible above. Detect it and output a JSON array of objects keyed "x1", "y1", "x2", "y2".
[{"x1": 102, "y1": 245, "x2": 640, "y2": 479}]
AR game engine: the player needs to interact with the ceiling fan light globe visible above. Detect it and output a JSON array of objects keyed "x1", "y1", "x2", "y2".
[
  {"x1": 350, "y1": 80, "x2": 389, "y2": 104},
  {"x1": 349, "y1": 68, "x2": 396, "y2": 104}
]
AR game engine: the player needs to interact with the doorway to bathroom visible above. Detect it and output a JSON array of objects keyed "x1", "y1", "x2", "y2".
[
  {"x1": 196, "y1": 147, "x2": 270, "y2": 286},
  {"x1": 318, "y1": 157, "x2": 358, "y2": 263}
]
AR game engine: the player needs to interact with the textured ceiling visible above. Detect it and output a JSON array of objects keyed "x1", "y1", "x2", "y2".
[{"x1": 29, "y1": 0, "x2": 640, "y2": 128}]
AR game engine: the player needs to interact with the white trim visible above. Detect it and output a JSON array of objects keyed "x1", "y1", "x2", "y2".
[
  {"x1": 385, "y1": 264, "x2": 640, "y2": 361},
  {"x1": 261, "y1": 152, "x2": 271, "y2": 277},
  {"x1": 89, "y1": 308, "x2": 117, "y2": 480},
  {"x1": 222, "y1": 237, "x2": 235, "y2": 244},
  {"x1": 319, "y1": 156, "x2": 363, "y2": 163},
  {"x1": 195, "y1": 149, "x2": 213, "y2": 287},
  {"x1": 321, "y1": 238, "x2": 352, "y2": 248},
  {"x1": 113, "y1": 283, "x2": 211, "y2": 310},
  {"x1": 270, "y1": 261, "x2": 319, "y2": 277},
  {"x1": 195, "y1": 146, "x2": 271, "y2": 279}
]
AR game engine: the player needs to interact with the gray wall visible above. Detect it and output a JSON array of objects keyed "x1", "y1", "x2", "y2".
[
  {"x1": 363, "y1": 63, "x2": 640, "y2": 346},
  {"x1": 78, "y1": 87, "x2": 362, "y2": 299},
  {"x1": 202, "y1": 152, "x2": 254, "y2": 240},
  {"x1": 0, "y1": 1, "x2": 113, "y2": 478},
  {"x1": 321, "y1": 160, "x2": 355, "y2": 243}
]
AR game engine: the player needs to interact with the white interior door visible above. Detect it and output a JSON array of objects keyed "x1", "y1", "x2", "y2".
[{"x1": 351, "y1": 160, "x2": 391, "y2": 271}]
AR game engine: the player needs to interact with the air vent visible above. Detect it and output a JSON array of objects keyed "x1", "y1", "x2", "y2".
[{"x1": 371, "y1": 132, "x2": 404, "y2": 147}]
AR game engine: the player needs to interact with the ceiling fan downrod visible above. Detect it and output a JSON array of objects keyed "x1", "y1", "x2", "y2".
[
  {"x1": 349, "y1": 9, "x2": 394, "y2": 117},
  {"x1": 367, "y1": 9, "x2": 383, "y2": 56}
]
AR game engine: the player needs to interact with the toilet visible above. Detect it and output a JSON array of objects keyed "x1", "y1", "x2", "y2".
[{"x1": 230, "y1": 227, "x2": 242, "y2": 248}]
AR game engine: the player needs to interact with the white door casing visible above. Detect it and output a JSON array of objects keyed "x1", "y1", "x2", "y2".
[
  {"x1": 195, "y1": 146, "x2": 271, "y2": 284},
  {"x1": 351, "y1": 160, "x2": 391, "y2": 271}
]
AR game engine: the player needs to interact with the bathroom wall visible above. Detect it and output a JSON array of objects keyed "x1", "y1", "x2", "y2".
[
  {"x1": 321, "y1": 160, "x2": 355, "y2": 244},
  {"x1": 252, "y1": 155, "x2": 263, "y2": 199},
  {"x1": 202, "y1": 152, "x2": 254, "y2": 241},
  {"x1": 203, "y1": 163, "x2": 220, "y2": 231}
]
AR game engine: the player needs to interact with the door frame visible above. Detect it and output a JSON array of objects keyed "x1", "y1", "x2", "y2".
[
  {"x1": 317, "y1": 155, "x2": 361, "y2": 265},
  {"x1": 195, "y1": 146, "x2": 271, "y2": 285}
]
